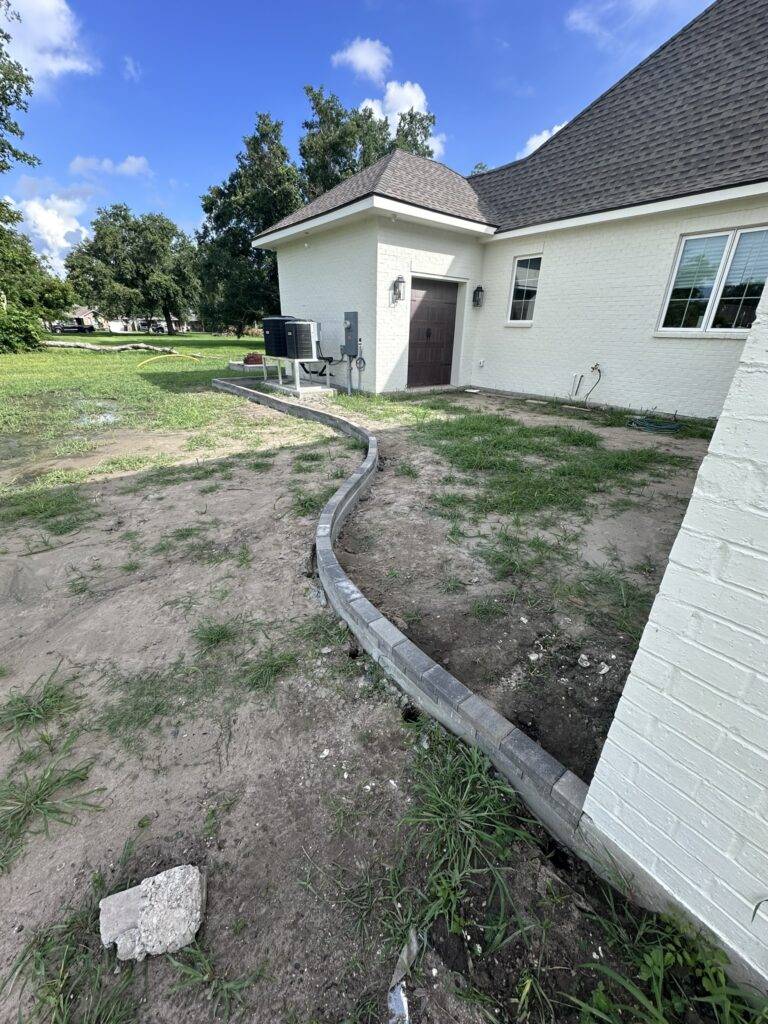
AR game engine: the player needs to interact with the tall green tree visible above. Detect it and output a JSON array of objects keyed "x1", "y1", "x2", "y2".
[
  {"x1": 392, "y1": 109, "x2": 436, "y2": 159},
  {"x1": 0, "y1": 2, "x2": 72, "y2": 351},
  {"x1": 297, "y1": 86, "x2": 437, "y2": 199},
  {"x1": 197, "y1": 113, "x2": 301, "y2": 335},
  {"x1": 299, "y1": 86, "x2": 361, "y2": 201},
  {"x1": 65, "y1": 205, "x2": 198, "y2": 334},
  {"x1": 0, "y1": 225, "x2": 71, "y2": 316},
  {"x1": 0, "y1": 2, "x2": 36, "y2": 179}
]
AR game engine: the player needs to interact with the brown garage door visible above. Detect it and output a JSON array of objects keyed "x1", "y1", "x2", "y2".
[{"x1": 407, "y1": 278, "x2": 458, "y2": 387}]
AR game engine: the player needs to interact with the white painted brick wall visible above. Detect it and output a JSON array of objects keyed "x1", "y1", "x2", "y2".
[
  {"x1": 584, "y1": 290, "x2": 768, "y2": 987},
  {"x1": 472, "y1": 196, "x2": 768, "y2": 417},
  {"x1": 276, "y1": 219, "x2": 378, "y2": 391},
  {"x1": 274, "y1": 195, "x2": 767, "y2": 412},
  {"x1": 375, "y1": 220, "x2": 484, "y2": 392}
]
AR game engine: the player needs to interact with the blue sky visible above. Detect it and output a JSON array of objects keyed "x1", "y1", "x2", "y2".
[{"x1": 7, "y1": 0, "x2": 709, "y2": 273}]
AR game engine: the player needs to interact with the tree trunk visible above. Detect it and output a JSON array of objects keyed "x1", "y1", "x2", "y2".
[
  {"x1": 44, "y1": 341, "x2": 177, "y2": 354},
  {"x1": 163, "y1": 308, "x2": 176, "y2": 335}
]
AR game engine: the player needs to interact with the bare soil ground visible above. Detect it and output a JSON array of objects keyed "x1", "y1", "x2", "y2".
[
  {"x1": 0, "y1": 407, "x2": 420, "y2": 1022},
  {"x1": 334, "y1": 392, "x2": 708, "y2": 782},
  {"x1": 4, "y1": 376, "x2": 759, "y2": 1024}
]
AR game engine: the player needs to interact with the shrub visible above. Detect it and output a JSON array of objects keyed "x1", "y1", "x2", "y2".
[{"x1": 0, "y1": 306, "x2": 43, "y2": 353}]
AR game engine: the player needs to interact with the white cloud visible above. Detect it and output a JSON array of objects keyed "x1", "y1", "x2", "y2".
[
  {"x1": 69, "y1": 154, "x2": 152, "y2": 177},
  {"x1": 116, "y1": 155, "x2": 151, "y2": 176},
  {"x1": 565, "y1": 0, "x2": 706, "y2": 49},
  {"x1": 517, "y1": 122, "x2": 567, "y2": 159},
  {"x1": 361, "y1": 80, "x2": 446, "y2": 158},
  {"x1": 7, "y1": 0, "x2": 97, "y2": 86},
  {"x1": 122, "y1": 55, "x2": 142, "y2": 83},
  {"x1": 10, "y1": 192, "x2": 89, "y2": 274},
  {"x1": 331, "y1": 37, "x2": 391, "y2": 85}
]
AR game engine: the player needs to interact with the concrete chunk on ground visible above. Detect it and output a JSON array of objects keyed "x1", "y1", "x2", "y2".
[{"x1": 99, "y1": 865, "x2": 206, "y2": 961}]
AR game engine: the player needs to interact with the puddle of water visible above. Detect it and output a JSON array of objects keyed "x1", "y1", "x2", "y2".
[{"x1": 74, "y1": 400, "x2": 121, "y2": 428}]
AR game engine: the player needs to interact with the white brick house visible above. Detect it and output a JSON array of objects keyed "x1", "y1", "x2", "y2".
[
  {"x1": 257, "y1": 0, "x2": 768, "y2": 420},
  {"x1": 256, "y1": 0, "x2": 768, "y2": 989}
]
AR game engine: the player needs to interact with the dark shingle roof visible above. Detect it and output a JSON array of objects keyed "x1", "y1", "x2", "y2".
[
  {"x1": 259, "y1": 0, "x2": 768, "y2": 240},
  {"x1": 472, "y1": 0, "x2": 768, "y2": 231},
  {"x1": 263, "y1": 149, "x2": 497, "y2": 235}
]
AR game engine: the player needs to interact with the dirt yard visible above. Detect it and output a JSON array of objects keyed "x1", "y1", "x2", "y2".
[
  {"x1": 334, "y1": 391, "x2": 708, "y2": 782},
  {"x1": 0, "y1": 399, "x2": 429, "y2": 1021},
  {"x1": 4, "y1": 351, "x2": 764, "y2": 1024}
]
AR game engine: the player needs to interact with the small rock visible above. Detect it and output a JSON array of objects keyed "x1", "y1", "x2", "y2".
[
  {"x1": 528, "y1": 652, "x2": 541, "y2": 662},
  {"x1": 577, "y1": 653, "x2": 591, "y2": 668},
  {"x1": 598, "y1": 662, "x2": 611, "y2": 675},
  {"x1": 99, "y1": 865, "x2": 205, "y2": 962},
  {"x1": 320, "y1": 646, "x2": 333, "y2": 655},
  {"x1": 319, "y1": 748, "x2": 330, "y2": 759}
]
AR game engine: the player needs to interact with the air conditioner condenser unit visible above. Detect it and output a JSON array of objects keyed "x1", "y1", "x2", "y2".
[{"x1": 285, "y1": 320, "x2": 319, "y2": 361}]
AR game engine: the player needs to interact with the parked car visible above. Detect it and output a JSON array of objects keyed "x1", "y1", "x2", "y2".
[
  {"x1": 51, "y1": 319, "x2": 95, "y2": 335},
  {"x1": 137, "y1": 319, "x2": 168, "y2": 334}
]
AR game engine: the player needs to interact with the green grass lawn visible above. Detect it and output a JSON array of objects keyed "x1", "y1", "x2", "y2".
[{"x1": 1, "y1": 333, "x2": 263, "y2": 441}]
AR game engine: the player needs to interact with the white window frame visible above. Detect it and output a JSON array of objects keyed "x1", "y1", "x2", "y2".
[
  {"x1": 657, "y1": 225, "x2": 768, "y2": 336},
  {"x1": 506, "y1": 253, "x2": 543, "y2": 327}
]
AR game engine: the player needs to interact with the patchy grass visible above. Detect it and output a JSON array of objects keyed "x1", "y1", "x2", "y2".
[
  {"x1": 439, "y1": 574, "x2": 466, "y2": 594},
  {"x1": 517, "y1": 396, "x2": 716, "y2": 441},
  {"x1": 337, "y1": 724, "x2": 536, "y2": 952},
  {"x1": 292, "y1": 451, "x2": 325, "y2": 473},
  {"x1": 394, "y1": 460, "x2": 419, "y2": 478},
  {"x1": 418, "y1": 411, "x2": 681, "y2": 518},
  {"x1": 332, "y1": 721, "x2": 768, "y2": 1022},
  {"x1": 0, "y1": 480, "x2": 96, "y2": 535},
  {"x1": 290, "y1": 484, "x2": 337, "y2": 518},
  {"x1": 242, "y1": 649, "x2": 297, "y2": 693},
  {"x1": 471, "y1": 597, "x2": 506, "y2": 623},
  {"x1": 0, "y1": 334, "x2": 260, "y2": 443},
  {"x1": 1, "y1": 872, "x2": 138, "y2": 1022},
  {"x1": 192, "y1": 618, "x2": 239, "y2": 650},
  {"x1": 0, "y1": 668, "x2": 81, "y2": 740},
  {"x1": 0, "y1": 760, "x2": 102, "y2": 874},
  {"x1": 168, "y1": 942, "x2": 267, "y2": 1021}
]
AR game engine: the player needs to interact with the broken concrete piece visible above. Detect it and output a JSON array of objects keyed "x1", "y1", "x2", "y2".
[{"x1": 99, "y1": 864, "x2": 206, "y2": 961}]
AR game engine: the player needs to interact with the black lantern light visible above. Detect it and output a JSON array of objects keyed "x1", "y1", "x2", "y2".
[
  {"x1": 393, "y1": 275, "x2": 406, "y2": 302},
  {"x1": 472, "y1": 285, "x2": 485, "y2": 307}
]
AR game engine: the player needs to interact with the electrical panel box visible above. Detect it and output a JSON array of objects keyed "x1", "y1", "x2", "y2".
[
  {"x1": 263, "y1": 316, "x2": 296, "y2": 357},
  {"x1": 285, "y1": 320, "x2": 318, "y2": 360},
  {"x1": 342, "y1": 312, "x2": 359, "y2": 357}
]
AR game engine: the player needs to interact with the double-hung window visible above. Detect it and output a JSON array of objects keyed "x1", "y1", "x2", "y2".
[
  {"x1": 661, "y1": 226, "x2": 768, "y2": 333},
  {"x1": 508, "y1": 255, "x2": 542, "y2": 324}
]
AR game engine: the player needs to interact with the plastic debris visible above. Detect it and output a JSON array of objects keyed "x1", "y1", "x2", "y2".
[{"x1": 388, "y1": 927, "x2": 420, "y2": 1024}]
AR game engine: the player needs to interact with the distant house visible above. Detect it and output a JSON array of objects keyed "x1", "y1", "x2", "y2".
[
  {"x1": 69, "y1": 306, "x2": 100, "y2": 327},
  {"x1": 256, "y1": 0, "x2": 768, "y2": 420}
]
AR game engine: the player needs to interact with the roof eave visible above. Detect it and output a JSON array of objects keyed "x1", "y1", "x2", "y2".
[
  {"x1": 254, "y1": 194, "x2": 497, "y2": 248},
  {"x1": 484, "y1": 179, "x2": 768, "y2": 242}
]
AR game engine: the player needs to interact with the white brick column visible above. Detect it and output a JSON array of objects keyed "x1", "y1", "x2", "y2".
[{"x1": 582, "y1": 293, "x2": 768, "y2": 989}]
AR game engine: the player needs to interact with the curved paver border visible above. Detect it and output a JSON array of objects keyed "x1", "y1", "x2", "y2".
[{"x1": 212, "y1": 377, "x2": 589, "y2": 851}]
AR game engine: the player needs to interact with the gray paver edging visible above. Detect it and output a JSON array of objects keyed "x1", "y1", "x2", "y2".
[{"x1": 212, "y1": 377, "x2": 589, "y2": 852}]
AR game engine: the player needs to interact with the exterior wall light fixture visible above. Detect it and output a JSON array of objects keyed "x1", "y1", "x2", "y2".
[
  {"x1": 393, "y1": 275, "x2": 406, "y2": 302},
  {"x1": 472, "y1": 285, "x2": 485, "y2": 307}
]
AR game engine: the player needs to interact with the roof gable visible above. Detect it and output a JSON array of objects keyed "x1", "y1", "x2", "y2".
[{"x1": 263, "y1": 149, "x2": 496, "y2": 236}]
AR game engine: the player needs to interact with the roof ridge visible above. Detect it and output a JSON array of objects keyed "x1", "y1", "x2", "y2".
[{"x1": 469, "y1": 0, "x2": 720, "y2": 181}]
